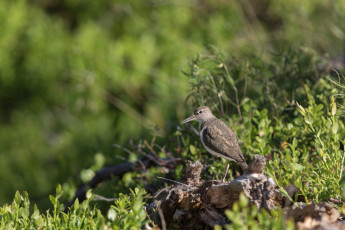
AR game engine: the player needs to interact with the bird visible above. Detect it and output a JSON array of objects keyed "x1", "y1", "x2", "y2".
[{"x1": 180, "y1": 106, "x2": 247, "y2": 180}]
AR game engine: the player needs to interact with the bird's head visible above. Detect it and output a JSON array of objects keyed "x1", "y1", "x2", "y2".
[{"x1": 180, "y1": 106, "x2": 215, "y2": 125}]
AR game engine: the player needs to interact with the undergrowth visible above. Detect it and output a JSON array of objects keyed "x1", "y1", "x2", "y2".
[
  {"x1": 1, "y1": 48, "x2": 344, "y2": 228},
  {"x1": 0, "y1": 186, "x2": 150, "y2": 229}
]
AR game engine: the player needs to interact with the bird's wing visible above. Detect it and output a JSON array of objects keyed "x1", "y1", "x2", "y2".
[{"x1": 202, "y1": 120, "x2": 245, "y2": 163}]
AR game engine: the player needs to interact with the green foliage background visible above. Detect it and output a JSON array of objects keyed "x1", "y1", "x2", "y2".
[{"x1": 0, "y1": 0, "x2": 345, "y2": 224}]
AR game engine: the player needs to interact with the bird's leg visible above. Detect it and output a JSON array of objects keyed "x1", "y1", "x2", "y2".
[{"x1": 222, "y1": 160, "x2": 230, "y2": 182}]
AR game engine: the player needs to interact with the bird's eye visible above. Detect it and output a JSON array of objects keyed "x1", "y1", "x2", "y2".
[{"x1": 199, "y1": 111, "x2": 203, "y2": 114}]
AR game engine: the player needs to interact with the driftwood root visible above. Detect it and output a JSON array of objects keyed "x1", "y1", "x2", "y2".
[{"x1": 149, "y1": 155, "x2": 344, "y2": 229}]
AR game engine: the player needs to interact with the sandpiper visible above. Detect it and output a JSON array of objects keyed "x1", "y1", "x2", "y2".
[{"x1": 180, "y1": 106, "x2": 247, "y2": 180}]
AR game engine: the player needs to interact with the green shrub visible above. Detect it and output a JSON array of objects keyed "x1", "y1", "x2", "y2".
[
  {"x1": 0, "y1": 185, "x2": 149, "y2": 229},
  {"x1": 182, "y1": 49, "x2": 345, "y2": 202},
  {"x1": 219, "y1": 194, "x2": 295, "y2": 230}
]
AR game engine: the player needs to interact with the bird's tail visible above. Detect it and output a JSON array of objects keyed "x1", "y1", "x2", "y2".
[{"x1": 238, "y1": 161, "x2": 248, "y2": 171}]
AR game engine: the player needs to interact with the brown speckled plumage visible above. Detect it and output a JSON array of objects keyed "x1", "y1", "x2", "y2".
[
  {"x1": 181, "y1": 106, "x2": 248, "y2": 170},
  {"x1": 201, "y1": 118, "x2": 247, "y2": 169}
]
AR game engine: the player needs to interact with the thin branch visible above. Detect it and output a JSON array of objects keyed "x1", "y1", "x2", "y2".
[
  {"x1": 329, "y1": 198, "x2": 345, "y2": 205},
  {"x1": 144, "y1": 140, "x2": 157, "y2": 155},
  {"x1": 139, "y1": 150, "x2": 165, "y2": 167},
  {"x1": 93, "y1": 194, "x2": 117, "y2": 202},
  {"x1": 144, "y1": 206, "x2": 157, "y2": 230},
  {"x1": 112, "y1": 144, "x2": 133, "y2": 155},
  {"x1": 157, "y1": 202, "x2": 167, "y2": 230},
  {"x1": 157, "y1": 176, "x2": 187, "y2": 186}
]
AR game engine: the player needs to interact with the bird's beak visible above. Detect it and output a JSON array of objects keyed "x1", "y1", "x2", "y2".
[{"x1": 180, "y1": 114, "x2": 196, "y2": 125}]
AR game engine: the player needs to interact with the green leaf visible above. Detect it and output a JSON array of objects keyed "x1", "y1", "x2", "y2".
[
  {"x1": 331, "y1": 96, "x2": 337, "y2": 116},
  {"x1": 49, "y1": 195, "x2": 56, "y2": 206},
  {"x1": 189, "y1": 145, "x2": 197, "y2": 155},
  {"x1": 80, "y1": 169, "x2": 95, "y2": 183},
  {"x1": 291, "y1": 163, "x2": 303, "y2": 171},
  {"x1": 214, "y1": 225, "x2": 222, "y2": 230},
  {"x1": 14, "y1": 191, "x2": 22, "y2": 205},
  {"x1": 332, "y1": 121, "x2": 338, "y2": 134},
  {"x1": 296, "y1": 102, "x2": 306, "y2": 116},
  {"x1": 86, "y1": 189, "x2": 93, "y2": 200},
  {"x1": 94, "y1": 152, "x2": 105, "y2": 169},
  {"x1": 35, "y1": 216, "x2": 44, "y2": 226},
  {"x1": 32, "y1": 208, "x2": 40, "y2": 220},
  {"x1": 304, "y1": 112, "x2": 313, "y2": 125},
  {"x1": 225, "y1": 74, "x2": 235, "y2": 87},
  {"x1": 74, "y1": 198, "x2": 79, "y2": 210},
  {"x1": 107, "y1": 208, "x2": 117, "y2": 221},
  {"x1": 20, "y1": 207, "x2": 29, "y2": 218}
]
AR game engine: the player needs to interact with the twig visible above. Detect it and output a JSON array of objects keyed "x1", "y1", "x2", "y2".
[
  {"x1": 143, "y1": 206, "x2": 156, "y2": 230},
  {"x1": 157, "y1": 176, "x2": 187, "y2": 186},
  {"x1": 154, "y1": 143, "x2": 167, "y2": 154},
  {"x1": 188, "y1": 125, "x2": 200, "y2": 136},
  {"x1": 140, "y1": 150, "x2": 165, "y2": 167},
  {"x1": 112, "y1": 144, "x2": 133, "y2": 155},
  {"x1": 114, "y1": 155, "x2": 127, "y2": 161},
  {"x1": 93, "y1": 194, "x2": 117, "y2": 202},
  {"x1": 330, "y1": 198, "x2": 345, "y2": 205},
  {"x1": 153, "y1": 187, "x2": 171, "y2": 199},
  {"x1": 157, "y1": 202, "x2": 167, "y2": 230},
  {"x1": 137, "y1": 159, "x2": 146, "y2": 171},
  {"x1": 144, "y1": 140, "x2": 157, "y2": 155},
  {"x1": 150, "y1": 136, "x2": 157, "y2": 148}
]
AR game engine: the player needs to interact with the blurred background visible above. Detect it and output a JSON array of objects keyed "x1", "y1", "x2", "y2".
[{"x1": 0, "y1": 0, "x2": 344, "y2": 210}]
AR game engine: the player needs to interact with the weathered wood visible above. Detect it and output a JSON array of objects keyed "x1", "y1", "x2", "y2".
[
  {"x1": 285, "y1": 202, "x2": 340, "y2": 223},
  {"x1": 246, "y1": 155, "x2": 266, "y2": 174},
  {"x1": 285, "y1": 202, "x2": 343, "y2": 230},
  {"x1": 149, "y1": 155, "x2": 285, "y2": 228},
  {"x1": 206, "y1": 155, "x2": 282, "y2": 210},
  {"x1": 149, "y1": 155, "x2": 343, "y2": 229},
  {"x1": 283, "y1": 185, "x2": 306, "y2": 207},
  {"x1": 183, "y1": 160, "x2": 203, "y2": 185}
]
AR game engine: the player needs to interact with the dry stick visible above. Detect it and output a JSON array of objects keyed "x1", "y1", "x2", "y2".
[
  {"x1": 136, "y1": 159, "x2": 146, "y2": 171},
  {"x1": 150, "y1": 135, "x2": 157, "y2": 148},
  {"x1": 157, "y1": 176, "x2": 187, "y2": 186},
  {"x1": 112, "y1": 144, "x2": 133, "y2": 155},
  {"x1": 154, "y1": 143, "x2": 167, "y2": 154},
  {"x1": 144, "y1": 140, "x2": 157, "y2": 155},
  {"x1": 330, "y1": 198, "x2": 345, "y2": 205},
  {"x1": 157, "y1": 202, "x2": 167, "y2": 230},
  {"x1": 189, "y1": 125, "x2": 200, "y2": 136},
  {"x1": 143, "y1": 206, "x2": 156, "y2": 230},
  {"x1": 93, "y1": 194, "x2": 117, "y2": 202},
  {"x1": 140, "y1": 150, "x2": 165, "y2": 167}
]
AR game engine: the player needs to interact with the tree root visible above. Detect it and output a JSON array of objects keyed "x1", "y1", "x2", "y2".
[{"x1": 148, "y1": 155, "x2": 343, "y2": 229}]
